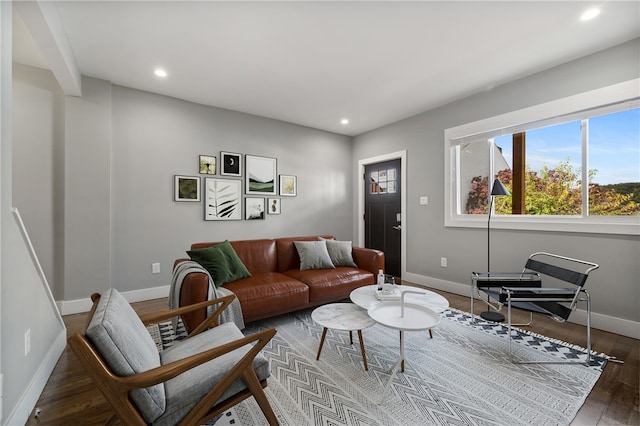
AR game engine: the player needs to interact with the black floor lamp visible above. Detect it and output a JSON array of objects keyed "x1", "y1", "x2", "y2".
[{"x1": 480, "y1": 178, "x2": 511, "y2": 322}]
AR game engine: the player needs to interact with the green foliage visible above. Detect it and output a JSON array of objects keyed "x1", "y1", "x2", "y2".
[{"x1": 467, "y1": 160, "x2": 639, "y2": 216}]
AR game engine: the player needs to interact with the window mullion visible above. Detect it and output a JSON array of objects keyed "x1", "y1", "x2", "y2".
[{"x1": 581, "y1": 119, "x2": 589, "y2": 217}]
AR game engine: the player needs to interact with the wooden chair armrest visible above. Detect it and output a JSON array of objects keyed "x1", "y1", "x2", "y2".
[
  {"x1": 73, "y1": 327, "x2": 276, "y2": 392},
  {"x1": 138, "y1": 294, "x2": 235, "y2": 330}
]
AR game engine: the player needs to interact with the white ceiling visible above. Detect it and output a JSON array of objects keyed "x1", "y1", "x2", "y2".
[{"x1": 12, "y1": 1, "x2": 640, "y2": 136}]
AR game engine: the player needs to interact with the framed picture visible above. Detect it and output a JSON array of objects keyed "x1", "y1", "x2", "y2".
[
  {"x1": 221, "y1": 151, "x2": 242, "y2": 177},
  {"x1": 204, "y1": 178, "x2": 242, "y2": 221},
  {"x1": 245, "y1": 197, "x2": 265, "y2": 220},
  {"x1": 199, "y1": 155, "x2": 216, "y2": 175},
  {"x1": 279, "y1": 174, "x2": 297, "y2": 197},
  {"x1": 245, "y1": 155, "x2": 277, "y2": 195},
  {"x1": 174, "y1": 175, "x2": 200, "y2": 202},
  {"x1": 268, "y1": 198, "x2": 281, "y2": 215}
]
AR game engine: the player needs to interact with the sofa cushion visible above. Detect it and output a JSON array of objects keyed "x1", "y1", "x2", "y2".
[
  {"x1": 187, "y1": 240, "x2": 251, "y2": 286},
  {"x1": 156, "y1": 322, "x2": 270, "y2": 426},
  {"x1": 85, "y1": 289, "x2": 165, "y2": 423},
  {"x1": 224, "y1": 273, "x2": 310, "y2": 322},
  {"x1": 294, "y1": 240, "x2": 335, "y2": 270},
  {"x1": 319, "y1": 238, "x2": 358, "y2": 268},
  {"x1": 285, "y1": 267, "x2": 374, "y2": 303}
]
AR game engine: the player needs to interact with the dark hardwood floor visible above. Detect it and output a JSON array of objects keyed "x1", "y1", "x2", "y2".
[{"x1": 25, "y1": 287, "x2": 639, "y2": 425}]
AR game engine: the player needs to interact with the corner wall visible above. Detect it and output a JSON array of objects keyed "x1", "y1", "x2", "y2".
[{"x1": 352, "y1": 39, "x2": 640, "y2": 337}]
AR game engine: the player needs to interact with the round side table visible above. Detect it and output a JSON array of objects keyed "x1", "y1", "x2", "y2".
[{"x1": 311, "y1": 303, "x2": 376, "y2": 370}]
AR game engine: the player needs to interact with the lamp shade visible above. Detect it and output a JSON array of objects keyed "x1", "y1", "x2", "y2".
[{"x1": 490, "y1": 179, "x2": 510, "y2": 197}]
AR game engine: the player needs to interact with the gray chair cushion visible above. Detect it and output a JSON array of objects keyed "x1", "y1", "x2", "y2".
[
  {"x1": 85, "y1": 289, "x2": 166, "y2": 423},
  {"x1": 154, "y1": 322, "x2": 271, "y2": 426}
]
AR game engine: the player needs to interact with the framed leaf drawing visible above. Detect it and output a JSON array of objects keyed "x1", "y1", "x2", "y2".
[
  {"x1": 279, "y1": 174, "x2": 297, "y2": 197},
  {"x1": 245, "y1": 155, "x2": 277, "y2": 195},
  {"x1": 245, "y1": 197, "x2": 265, "y2": 220},
  {"x1": 199, "y1": 155, "x2": 216, "y2": 175},
  {"x1": 204, "y1": 178, "x2": 241, "y2": 221},
  {"x1": 221, "y1": 151, "x2": 242, "y2": 177},
  {"x1": 174, "y1": 175, "x2": 200, "y2": 202}
]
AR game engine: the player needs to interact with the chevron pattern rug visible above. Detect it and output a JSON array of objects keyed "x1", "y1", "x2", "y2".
[{"x1": 152, "y1": 306, "x2": 607, "y2": 426}]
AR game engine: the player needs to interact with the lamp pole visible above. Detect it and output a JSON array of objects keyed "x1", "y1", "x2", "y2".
[{"x1": 480, "y1": 178, "x2": 510, "y2": 323}]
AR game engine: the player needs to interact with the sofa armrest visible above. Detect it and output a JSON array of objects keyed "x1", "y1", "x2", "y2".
[{"x1": 352, "y1": 246, "x2": 384, "y2": 275}]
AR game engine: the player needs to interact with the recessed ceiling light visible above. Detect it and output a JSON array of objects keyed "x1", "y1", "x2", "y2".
[
  {"x1": 154, "y1": 68, "x2": 168, "y2": 78},
  {"x1": 581, "y1": 7, "x2": 600, "y2": 21},
  {"x1": 341, "y1": 118, "x2": 349, "y2": 125}
]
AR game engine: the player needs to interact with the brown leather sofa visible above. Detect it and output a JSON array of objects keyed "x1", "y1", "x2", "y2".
[{"x1": 174, "y1": 235, "x2": 384, "y2": 331}]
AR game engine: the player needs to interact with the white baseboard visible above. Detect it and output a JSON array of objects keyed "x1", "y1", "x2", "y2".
[
  {"x1": 403, "y1": 272, "x2": 640, "y2": 340},
  {"x1": 59, "y1": 285, "x2": 171, "y2": 315},
  {"x1": 5, "y1": 330, "x2": 66, "y2": 425}
]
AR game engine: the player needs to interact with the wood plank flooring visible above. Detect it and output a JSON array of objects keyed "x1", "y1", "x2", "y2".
[{"x1": 25, "y1": 288, "x2": 639, "y2": 425}]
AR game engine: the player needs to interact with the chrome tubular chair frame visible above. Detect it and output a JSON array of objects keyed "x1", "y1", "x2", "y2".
[{"x1": 471, "y1": 252, "x2": 599, "y2": 366}]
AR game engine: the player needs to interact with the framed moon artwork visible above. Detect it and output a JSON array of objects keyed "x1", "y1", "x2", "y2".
[{"x1": 221, "y1": 151, "x2": 242, "y2": 177}]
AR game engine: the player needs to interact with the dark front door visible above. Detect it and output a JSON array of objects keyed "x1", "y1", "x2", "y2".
[{"x1": 364, "y1": 159, "x2": 401, "y2": 278}]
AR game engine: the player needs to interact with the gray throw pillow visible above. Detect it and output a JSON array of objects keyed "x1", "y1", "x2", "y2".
[
  {"x1": 319, "y1": 238, "x2": 358, "y2": 268},
  {"x1": 294, "y1": 240, "x2": 335, "y2": 270}
]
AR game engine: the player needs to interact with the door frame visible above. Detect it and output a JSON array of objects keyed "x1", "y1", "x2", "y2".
[{"x1": 357, "y1": 150, "x2": 407, "y2": 279}]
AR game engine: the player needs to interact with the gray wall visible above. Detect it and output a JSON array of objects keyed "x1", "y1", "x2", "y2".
[
  {"x1": 353, "y1": 39, "x2": 640, "y2": 331},
  {"x1": 12, "y1": 69, "x2": 354, "y2": 301},
  {"x1": 3, "y1": 7, "x2": 66, "y2": 425},
  {"x1": 109, "y1": 85, "x2": 353, "y2": 295}
]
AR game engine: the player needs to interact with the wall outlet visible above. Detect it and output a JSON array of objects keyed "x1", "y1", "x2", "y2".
[
  {"x1": 419, "y1": 196, "x2": 429, "y2": 205},
  {"x1": 152, "y1": 263, "x2": 160, "y2": 274},
  {"x1": 440, "y1": 257, "x2": 447, "y2": 267},
  {"x1": 24, "y1": 329, "x2": 31, "y2": 356}
]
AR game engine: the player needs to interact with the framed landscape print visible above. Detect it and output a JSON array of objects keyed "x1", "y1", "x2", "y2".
[
  {"x1": 245, "y1": 197, "x2": 265, "y2": 220},
  {"x1": 199, "y1": 155, "x2": 216, "y2": 174},
  {"x1": 221, "y1": 151, "x2": 242, "y2": 177},
  {"x1": 174, "y1": 175, "x2": 200, "y2": 202},
  {"x1": 279, "y1": 174, "x2": 297, "y2": 197},
  {"x1": 245, "y1": 155, "x2": 277, "y2": 195},
  {"x1": 268, "y1": 198, "x2": 281, "y2": 214},
  {"x1": 204, "y1": 178, "x2": 242, "y2": 221}
]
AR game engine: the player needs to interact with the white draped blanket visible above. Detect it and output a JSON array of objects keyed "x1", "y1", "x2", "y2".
[{"x1": 169, "y1": 260, "x2": 245, "y2": 331}]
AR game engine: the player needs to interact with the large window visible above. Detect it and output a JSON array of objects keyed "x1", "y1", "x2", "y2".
[{"x1": 445, "y1": 79, "x2": 639, "y2": 235}]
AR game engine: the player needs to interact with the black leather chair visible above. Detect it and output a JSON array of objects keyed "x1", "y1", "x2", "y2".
[{"x1": 471, "y1": 252, "x2": 599, "y2": 365}]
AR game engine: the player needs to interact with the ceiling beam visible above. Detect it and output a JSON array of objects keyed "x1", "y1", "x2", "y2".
[{"x1": 14, "y1": 0, "x2": 81, "y2": 96}]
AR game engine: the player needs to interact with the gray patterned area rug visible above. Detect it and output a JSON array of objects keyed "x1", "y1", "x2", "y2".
[{"x1": 152, "y1": 307, "x2": 607, "y2": 426}]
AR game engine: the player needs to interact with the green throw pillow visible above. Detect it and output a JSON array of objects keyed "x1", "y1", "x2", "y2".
[{"x1": 187, "y1": 240, "x2": 251, "y2": 286}]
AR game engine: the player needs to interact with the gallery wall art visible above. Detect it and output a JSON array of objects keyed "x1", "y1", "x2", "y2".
[
  {"x1": 199, "y1": 155, "x2": 216, "y2": 175},
  {"x1": 279, "y1": 174, "x2": 297, "y2": 196},
  {"x1": 246, "y1": 155, "x2": 277, "y2": 195},
  {"x1": 204, "y1": 178, "x2": 242, "y2": 221},
  {"x1": 175, "y1": 153, "x2": 297, "y2": 220},
  {"x1": 245, "y1": 197, "x2": 265, "y2": 220},
  {"x1": 221, "y1": 151, "x2": 242, "y2": 177},
  {"x1": 174, "y1": 175, "x2": 200, "y2": 202}
]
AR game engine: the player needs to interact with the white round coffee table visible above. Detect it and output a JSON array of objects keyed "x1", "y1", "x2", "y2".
[
  {"x1": 368, "y1": 296, "x2": 441, "y2": 403},
  {"x1": 311, "y1": 303, "x2": 376, "y2": 370},
  {"x1": 350, "y1": 285, "x2": 448, "y2": 339},
  {"x1": 350, "y1": 284, "x2": 449, "y2": 312}
]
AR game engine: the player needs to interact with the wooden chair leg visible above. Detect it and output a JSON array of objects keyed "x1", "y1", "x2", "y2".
[
  {"x1": 357, "y1": 330, "x2": 368, "y2": 371},
  {"x1": 242, "y1": 369, "x2": 279, "y2": 425},
  {"x1": 316, "y1": 328, "x2": 328, "y2": 360},
  {"x1": 429, "y1": 329, "x2": 433, "y2": 339}
]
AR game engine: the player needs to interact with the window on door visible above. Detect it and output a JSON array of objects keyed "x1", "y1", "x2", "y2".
[{"x1": 370, "y1": 168, "x2": 398, "y2": 194}]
